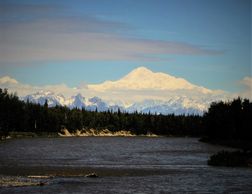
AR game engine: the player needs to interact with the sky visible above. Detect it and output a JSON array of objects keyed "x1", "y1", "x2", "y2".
[{"x1": 0, "y1": 0, "x2": 251, "y2": 93}]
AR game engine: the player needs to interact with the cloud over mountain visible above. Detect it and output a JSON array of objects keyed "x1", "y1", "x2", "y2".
[
  {"x1": 238, "y1": 76, "x2": 252, "y2": 99},
  {"x1": 0, "y1": 66, "x2": 242, "y2": 115}
]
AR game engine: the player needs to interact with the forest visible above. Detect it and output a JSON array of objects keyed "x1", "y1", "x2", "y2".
[
  {"x1": 0, "y1": 88, "x2": 202, "y2": 137},
  {"x1": 0, "y1": 88, "x2": 252, "y2": 147}
]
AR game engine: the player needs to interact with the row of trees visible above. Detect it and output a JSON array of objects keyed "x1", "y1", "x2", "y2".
[
  {"x1": 0, "y1": 88, "x2": 203, "y2": 136},
  {"x1": 0, "y1": 88, "x2": 251, "y2": 140}
]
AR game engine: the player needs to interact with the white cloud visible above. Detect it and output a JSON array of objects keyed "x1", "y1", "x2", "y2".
[
  {"x1": 238, "y1": 76, "x2": 252, "y2": 100},
  {"x1": 0, "y1": 76, "x2": 18, "y2": 84},
  {"x1": 240, "y1": 76, "x2": 252, "y2": 88}
]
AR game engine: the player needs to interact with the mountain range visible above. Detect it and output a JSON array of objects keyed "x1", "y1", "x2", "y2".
[
  {"x1": 0, "y1": 66, "x2": 232, "y2": 115},
  {"x1": 21, "y1": 91, "x2": 208, "y2": 115}
]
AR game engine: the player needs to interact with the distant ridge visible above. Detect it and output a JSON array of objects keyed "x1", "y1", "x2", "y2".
[{"x1": 21, "y1": 91, "x2": 206, "y2": 115}]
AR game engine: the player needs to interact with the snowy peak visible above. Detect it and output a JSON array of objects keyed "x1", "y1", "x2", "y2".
[
  {"x1": 124, "y1": 66, "x2": 154, "y2": 78},
  {"x1": 69, "y1": 93, "x2": 85, "y2": 109},
  {"x1": 122, "y1": 66, "x2": 194, "y2": 89},
  {"x1": 21, "y1": 91, "x2": 111, "y2": 112},
  {"x1": 22, "y1": 91, "x2": 65, "y2": 107},
  {"x1": 75, "y1": 93, "x2": 85, "y2": 100},
  {"x1": 88, "y1": 66, "x2": 211, "y2": 93},
  {"x1": 86, "y1": 96, "x2": 108, "y2": 111}
]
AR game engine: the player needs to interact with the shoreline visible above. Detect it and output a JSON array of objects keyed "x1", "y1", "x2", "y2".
[
  {"x1": 0, "y1": 132, "x2": 161, "y2": 140},
  {"x1": 0, "y1": 132, "x2": 199, "y2": 141},
  {"x1": 1, "y1": 129, "x2": 197, "y2": 140},
  {"x1": 58, "y1": 128, "x2": 161, "y2": 137}
]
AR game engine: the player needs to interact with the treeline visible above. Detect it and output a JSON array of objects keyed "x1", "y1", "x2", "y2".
[
  {"x1": 1, "y1": 88, "x2": 251, "y2": 140},
  {"x1": 0, "y1": 88, "x2": 203, "y2": 136},
  {"x1": 203, "y1": 98, "x2": 252, "y2": 141},
  {"x1": 203, "y1": 98, "x2": 252, "y2": 166},
  {"x1": 203, "y1": 98, "x2": 252, "y2": 150}
]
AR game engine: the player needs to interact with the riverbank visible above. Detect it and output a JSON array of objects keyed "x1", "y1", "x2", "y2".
[
  {"x1": 0, "y1": 129, "x2": 160, "y2": 140},
  {"x1": 58, "y1": 128, "x2": 137, "y2": 137},
  {"x1": 58, "y1": 128, "x2": 159, "y2": 137}
]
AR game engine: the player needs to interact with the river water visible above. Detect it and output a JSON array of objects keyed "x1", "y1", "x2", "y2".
[{"x1": 0, "y1": 137, "x2": 251, "y2": 193}]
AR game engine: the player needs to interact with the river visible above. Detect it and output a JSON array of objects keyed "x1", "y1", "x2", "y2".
[{"x1": 0, "y1": 137, "x2": 251, "y2": 193}]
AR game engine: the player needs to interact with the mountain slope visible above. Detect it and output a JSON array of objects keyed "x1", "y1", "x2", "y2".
[
  {"x1": 88, "y1": 66, "x2": 212, "y2": 94},
  {"x1": 22, "y1": 92, "x2": 111, "y2": 112},
  {"x1": 22, "y1": 91, "x2": 65, "y2": 107}
]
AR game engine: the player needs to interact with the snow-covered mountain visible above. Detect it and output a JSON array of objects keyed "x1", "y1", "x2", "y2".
[
  {"x1": 88, "y1": 66, "x2": 212, "y2": 94},
  {"x1": 20, "y1": 91, "x2": 209, "y2": 115},
  {"x1": 23, "y1": 91, "x2": 65, "y2": 107},
  {"x1": 21, "y1": 92, "x2": 112, "y2": 112},
  {"x1": 86, "y1": 96, "x2": 109, "y2": 112},
  {"x1": 125, "y1": 96, "x2": 217, "y2": 115},
  {"x1": 67, "y1": 93, "x2": 86, "y2": 109},
  {"x1": 1, "y1": 66, "x2": 236, "y2": 115}
]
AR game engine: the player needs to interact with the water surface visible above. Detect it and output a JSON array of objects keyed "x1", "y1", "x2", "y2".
[{"x1": 0, "y1": 137, "x2": 251, "y2": 193}]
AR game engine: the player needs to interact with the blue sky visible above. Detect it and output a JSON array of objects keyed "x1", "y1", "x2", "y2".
[{"x1": 0, "y1": 0, "x2": 251, "y2": 92}]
